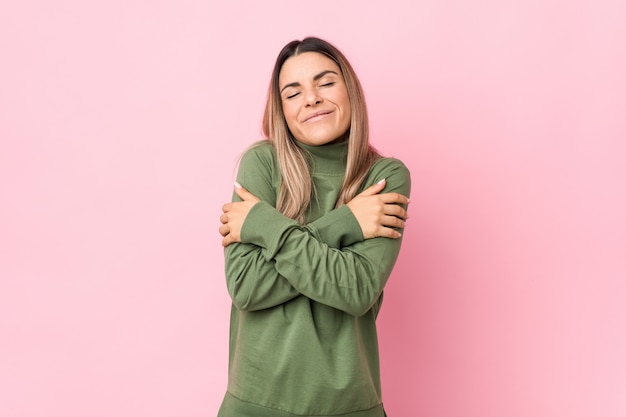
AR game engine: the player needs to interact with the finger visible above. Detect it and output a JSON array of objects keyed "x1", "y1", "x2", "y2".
[
  {"x1": 222, "y1": 202, "x2": 232, "y2": 213},
  {"x1": 222, "y1": 233, "x2": 235, "y2": 247},
  {"x1": 378, "y1": 192, "x2": 409, "y2": 205},
  {"x1": 381, "y1": 215, "x2": 406, "y2": 229},
  {"x1": 234, "y1": 182, "x2": 260, "y2": 202},
  {"x1": 218, "y1": 224, "x2": 230, "y2": 237},
  {"x1": 376, "y1": 226, "x2": 402, "y2": 239},
  {"x1": 219, "y1": 213, "x2": 228, "y2": 224},
  {"x1": 379, "y1": 192, "x2": 410, "y2": 205},
  {"x1": 357, "y1": 179, "x2": 386, "y2": 197},
  {"x1": 383, "y1": 204, "x2": 408, "y2": 220}
]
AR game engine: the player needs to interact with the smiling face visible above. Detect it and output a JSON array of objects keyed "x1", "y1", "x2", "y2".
[{"x1": 278, "y1": 52, "x2": 352, "y2": 146}]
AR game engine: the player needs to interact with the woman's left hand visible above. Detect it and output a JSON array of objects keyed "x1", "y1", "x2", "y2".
[{"x1": 219, "y1": 183, "x2": 260, "y2": 247}]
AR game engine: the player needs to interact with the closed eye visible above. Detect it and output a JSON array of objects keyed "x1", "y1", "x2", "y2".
[
  {"x1": 286, "y1": 91, "x2": 301, "y2": 99},
  {"x1": 321, "y1": 82, "x2": 335, "y2": 87}
]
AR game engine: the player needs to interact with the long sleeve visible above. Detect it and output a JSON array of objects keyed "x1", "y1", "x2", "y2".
[
  {"x1": 239, "y1": 157, "x2": 411, "y2": 316},
  {"x1": 224, "y1": 142, "x2": 365, "y2": 311},
  {"x1": 220, "y1": 141, "x2": 411, "y2": 416}
]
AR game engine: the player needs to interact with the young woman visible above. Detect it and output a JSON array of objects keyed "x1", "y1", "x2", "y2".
[{"x1": 217, "y1": 37, "x2": 411, "y2": 417}]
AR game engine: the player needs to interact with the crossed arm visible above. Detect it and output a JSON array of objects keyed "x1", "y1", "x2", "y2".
[
  {"x1": 219, "y1": 178, "x2": 408, "y2": 247},
  {"x1": 217, "y1": 156, "x2": 410, "y2": 315}
]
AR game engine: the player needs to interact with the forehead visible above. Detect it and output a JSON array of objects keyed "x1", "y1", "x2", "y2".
[{"x1": 278, "y1": 52, "x2": 342, "y2": 85}]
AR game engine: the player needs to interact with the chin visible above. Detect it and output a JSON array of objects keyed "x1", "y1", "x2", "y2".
[
  {"x1": 306, "y1": 131, "x2": 347, "y2": 145},
  {"x1": 308, "y1": 137, "x2": 339, "y2": 146}
]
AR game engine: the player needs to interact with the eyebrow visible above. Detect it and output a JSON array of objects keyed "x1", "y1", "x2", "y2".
[{"x1": 280, "y1": 70, "x2": 339, "y2": 93}]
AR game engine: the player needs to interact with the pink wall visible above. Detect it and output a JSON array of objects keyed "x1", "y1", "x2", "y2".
[{"x1": 1, "y1": 1, "x2": 624, "y2": 416}]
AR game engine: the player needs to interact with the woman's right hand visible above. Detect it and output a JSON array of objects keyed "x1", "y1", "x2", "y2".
[
  {"x1": 346, "y1": 179, "x2": 409, "y2": 239},
  {"x1": 219, "y1": 183, "x2": 260, "y2": 247}
]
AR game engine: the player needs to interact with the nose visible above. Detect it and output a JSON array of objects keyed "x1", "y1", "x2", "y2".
[{"x1": 304, "y1": 89, "x2": 322, "y2": 106}]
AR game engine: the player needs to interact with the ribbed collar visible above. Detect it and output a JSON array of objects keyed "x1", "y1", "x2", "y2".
[{"x1": 295, "y1": 139, "x2": 348, "y2": 176}]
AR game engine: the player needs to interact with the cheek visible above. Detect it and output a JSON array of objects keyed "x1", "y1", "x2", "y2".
[
  {"x1": 282, "y1": 103, "x2": 298, "y2": 128},
  {"x1": 341, "y1": 98, "x2": 352, "y2": 126},
  {"x1": 336, "y1": 90, "x2": 351, "y2": 118}
]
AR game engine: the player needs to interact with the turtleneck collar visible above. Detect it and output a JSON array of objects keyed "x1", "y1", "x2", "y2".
[{"x1": 295, "y1": 139, "x2": 349, "y2": 176}]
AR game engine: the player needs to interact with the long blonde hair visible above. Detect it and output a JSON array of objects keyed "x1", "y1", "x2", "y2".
[{"x1": 262, "y1": 37, "x2": 380, "y2": 224}]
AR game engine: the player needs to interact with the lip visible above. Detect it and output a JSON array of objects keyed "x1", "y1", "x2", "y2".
[{"x1": 303, "y1": 110, "x2": 333, "y2": 123}]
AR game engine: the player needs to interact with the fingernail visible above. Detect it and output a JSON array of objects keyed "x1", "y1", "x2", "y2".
[
  {"x1": 377, "y1": 178, "x2": 386, "y2": 185},
  {"x1": 234, "y1": 181, "x2": 242, "y2": 189}
]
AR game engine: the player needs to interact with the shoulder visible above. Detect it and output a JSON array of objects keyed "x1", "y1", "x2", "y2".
[
  {"x1": 240, "y1": 140, "x2": 276, "y2": 164},
  {"x1": 371, "y1": 157, "x2": 410, "y2": 176},
  {"x1": 369, "y1": 157, "x2": 411, "y2": 183},
  {"x1": 235, "y1": 141, "x2": 280, "y2": 203},
  {"x1": 364, "y1": 157, "x2": 411, "y2": 196},
  {"x1": 238, "y1": 140, "x2": 278, "y2": 174}
]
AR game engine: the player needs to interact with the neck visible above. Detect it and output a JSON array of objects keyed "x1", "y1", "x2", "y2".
[{"x1": 295, "y1": 139, "x2": 348, "y2": 175}]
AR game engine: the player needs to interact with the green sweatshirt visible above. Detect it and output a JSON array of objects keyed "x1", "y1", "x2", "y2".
[{"x1": 218, "y1": 139, "x2": 411, "y2": 417}]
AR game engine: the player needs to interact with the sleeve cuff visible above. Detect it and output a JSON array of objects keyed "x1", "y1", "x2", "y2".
[
  {"x1": 240, "y1": 201, "x2": 300, "y2": 257},
  {"x1": 306, "y1": 205, "x2": 364, "y2": 248}
]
